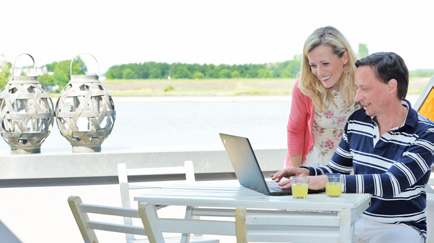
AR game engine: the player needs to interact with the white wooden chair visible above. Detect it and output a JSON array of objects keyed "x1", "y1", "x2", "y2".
[
  {"x1": 68, "y1": 195, "x2": 220, "y2": 243},
  {"x1": 117, "y1": 161, "x2": 218, "y2": 243}
]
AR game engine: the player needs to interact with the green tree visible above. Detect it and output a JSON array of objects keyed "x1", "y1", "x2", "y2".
[
  {"x1": 209, "y1": 66, "x2": 221, "y2": 79},
  {"x1": 53, "y1": 67, "x2": 69, "y2": 86},
  {"x1": 122, "y1": 68, "x2": 138, "y2": 79},
  {"x1": 219, "y1": 69, "x2": 231, "y2": 78},
  {"x1": 358, "y1": 43, "x2": 369, "y2": 59},
  {"x1": 287, "y1": 61, "x2": 300, "y2": 78},
  {"x1": 409, "y1": 69, "x2": 434, "y2": 78},
  {"x1": 38, "y1": 73, "x2": 55, "y2": 86},
  {"x1": 246, "y1": 65, "x2": 259, "y2": 78},
  {"x1": 44, "y1": 63, "x2": 56, "y2": 72},
  {"x1": 280, "y1": 69, "x2": 291, "y2": 78},
  {"x1": 103, "y1": 57, "x2": 304, "y2": 80},
  {"x1": 174, "y1": 67, "x2": 191, "y2": 79},
  {"x1": 192, "y1": 71, "x2": 205, "y2": 79},
  {"x1": 149, "y1": 67, "x2": 162, "y2": 79},
  {"x1": 258, "y1": 69, "x2": 271, "y2": 78},
  {"x1": 43, "y1": 58, "x2": 87, "y2": 87},
  {"x1": 0, "y1": 54, "x2": 11, "y2": 89},
  {"x1": 105, "y1": 66, "x2": 123, "y2": 79},
  {"x1": 53, "y1": 61, "x2": 70, "y2": 86},
  {"x1": 231, "y1": 70, "x2": 240, "y2": 78}
]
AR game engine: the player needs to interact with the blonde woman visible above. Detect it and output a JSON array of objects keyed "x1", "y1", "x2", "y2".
[{"x1": 286, "y1": 26, "x2": 359, "y2": 168}]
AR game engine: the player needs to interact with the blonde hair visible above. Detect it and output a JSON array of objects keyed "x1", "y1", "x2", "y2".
[{"x1": 299, "y1": 26, "x2": 358, "y2": 112}]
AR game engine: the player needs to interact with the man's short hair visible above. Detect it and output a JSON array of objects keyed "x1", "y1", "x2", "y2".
[{"x1": 355, "y1": 52, "x2": 409, "y2": 100}]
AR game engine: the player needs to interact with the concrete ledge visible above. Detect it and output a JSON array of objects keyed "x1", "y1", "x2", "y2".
[{"x1": 0, "y1": 145, "x2": 286, "y2": 180}]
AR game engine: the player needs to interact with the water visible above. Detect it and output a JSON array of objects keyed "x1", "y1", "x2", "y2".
[
  {"x1": 0, "y1": 94, "x2": 421, "y2": 153},
  {"x1": 0, "y1": 99, "x2": 291, "y2": 153}
]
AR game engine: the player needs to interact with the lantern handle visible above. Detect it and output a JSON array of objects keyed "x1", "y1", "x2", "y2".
[
  {"x1": 70, "y1": 53, "x2": 100, "y2": 77},
  {"x1": 12, "y1": 53, "x2": 36, "y2": 77}
]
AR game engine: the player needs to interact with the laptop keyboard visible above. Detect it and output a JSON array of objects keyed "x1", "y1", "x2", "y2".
[{"x1": 266, "y1": 180, "x2": 291, "y2": 193}]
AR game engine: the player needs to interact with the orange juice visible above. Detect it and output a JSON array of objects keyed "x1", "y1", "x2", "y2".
[
  {"x1": 292, "y1": 183, "x2": 308, "y2": 199},
  {"x1": 326, "y1": 182, "x2": 342, "y2": 197}
]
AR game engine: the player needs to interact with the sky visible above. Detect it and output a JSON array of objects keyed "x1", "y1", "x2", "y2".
[{"x1": 1, "y1": 0, "x2": 433, "y2": 74}]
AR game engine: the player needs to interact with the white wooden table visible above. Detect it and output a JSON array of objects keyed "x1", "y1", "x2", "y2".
[{"x1": 134, "y1": 181, "x2": 371, "y2": 243}]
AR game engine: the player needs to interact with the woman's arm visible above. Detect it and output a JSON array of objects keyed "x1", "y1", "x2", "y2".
[
  {"x1": 287, "y1": 154, "x2": 303, "y2": 167},
  {"x1": 286, "y1": 79, "x2": 312, "y2": 167}
]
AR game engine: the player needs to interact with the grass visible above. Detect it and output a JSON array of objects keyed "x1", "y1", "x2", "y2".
[
  {"x1": 49, "y1": 77, "x2": 430, "y2": 97},
  {"x1": 101, "y1": 78, "x2": 295, "y2": 97}
]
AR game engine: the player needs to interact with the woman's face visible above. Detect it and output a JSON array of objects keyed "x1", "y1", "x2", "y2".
[{"x1": 307, "y1": 44, "x2": 348, "y2": 90}]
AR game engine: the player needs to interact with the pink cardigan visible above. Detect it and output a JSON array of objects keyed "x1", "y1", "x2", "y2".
[{"x1": 286, "y1": 79, "x2": 315, "y2": 167}]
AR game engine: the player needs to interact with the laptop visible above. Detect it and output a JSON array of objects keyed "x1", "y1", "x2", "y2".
[{"x1": 219, "y1": 133, "x2": 324, "y2": 196}]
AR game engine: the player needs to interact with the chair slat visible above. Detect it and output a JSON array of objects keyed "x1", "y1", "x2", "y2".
[
  {"x1": 80, "y1": 204, "x2": 141, "y2": 218},
  {"x1": 87, "y1": 221, "x2": 148, "y2": 236}
]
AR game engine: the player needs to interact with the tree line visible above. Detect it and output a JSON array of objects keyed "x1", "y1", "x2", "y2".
[
  {"x1": 1, "y1": 51, "x2": 434, "y2": 90},
  {"x1": 105, "y1": 55, "x2": 302, "y2": 80}
]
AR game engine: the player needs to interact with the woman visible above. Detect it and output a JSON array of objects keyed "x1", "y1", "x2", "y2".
[{"x1": 286, "y1": 26, "x2": 359, "y2": 168}]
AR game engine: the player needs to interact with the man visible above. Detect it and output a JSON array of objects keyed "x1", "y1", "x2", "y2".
[{"x1": 272, "y1": 52, "x2": 434, "y2": 242}]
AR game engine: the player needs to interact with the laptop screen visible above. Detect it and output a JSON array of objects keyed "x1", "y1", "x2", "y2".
[{"x1": 219, "y1": 133, "x2": 272, "y2": 195}]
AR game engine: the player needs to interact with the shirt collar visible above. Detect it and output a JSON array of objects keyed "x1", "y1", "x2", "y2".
[{"x1": 370, "y1": 99, "x2": 416, "y2": 131}]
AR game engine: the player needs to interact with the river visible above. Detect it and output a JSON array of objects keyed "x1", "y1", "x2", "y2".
[
  {"x1": 0, "y1": 94, "x2": 421, "y2": 153},
  {"x1": 0, "y1": 96, "x2": 292, "y2": 153}
]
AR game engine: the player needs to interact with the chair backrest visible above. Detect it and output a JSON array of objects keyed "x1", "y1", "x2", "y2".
[
  {"x1": 117, "y1": 160, "x2": 196, "y2": 209},
  {"x1": 117, "y1": 161, "x2": 196, "y2": 242},
  {"x1": 68, "y1": 195, "x2": 148, "y2": 243}
]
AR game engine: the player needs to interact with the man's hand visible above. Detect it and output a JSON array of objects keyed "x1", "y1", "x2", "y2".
[
  {"x1": 307, "y1": 175, "x2": 328, "y2": 190},
  {"x1": 271, "y1": 168, "x2": 328, "y2": 190},
  {"x1": 270, "y1": 167, "x2": 310, "y2": 189}
]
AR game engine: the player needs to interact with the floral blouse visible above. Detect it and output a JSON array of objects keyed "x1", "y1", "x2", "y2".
[{"x1": 303, "y1": 91, "x2": 359, "y2": 167}]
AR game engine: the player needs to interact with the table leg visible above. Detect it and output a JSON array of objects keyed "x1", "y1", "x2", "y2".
[
  {"x1": 139, "y1": 202, "x2": 165, "y2": 243},
  {"x1": 339, "y1": 209, "x2": 353, "y2": 243},
  {"x1": 180, "y1": 206, "x2": 194, "y2": 243},
  {"x1": 235, "y1": 208, "x2": 247, "y2": 243}
]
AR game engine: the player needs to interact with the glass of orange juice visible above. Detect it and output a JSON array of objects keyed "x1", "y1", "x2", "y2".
[
  {"x1": 326, "y1": 173, "x2": 342, "y2": 197},
  {"x1": 290, "y1": 176, "x2": 309, "y2": 199}
]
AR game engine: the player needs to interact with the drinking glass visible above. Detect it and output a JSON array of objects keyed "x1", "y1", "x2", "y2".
[
  {"x1": 290, "y1": 176, "x2": 309, "y2": 199},
  {"x1": 326, "y1": 173, "x2": 342, "y2": 197}
]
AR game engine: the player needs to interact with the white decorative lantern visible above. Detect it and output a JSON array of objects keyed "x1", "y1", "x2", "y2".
[
  {"x1": 0, "y1": 53, "x2": 54, "y2": 154},
  {"x1": 55, "y1": 54, "x2": 116, "y2": 153}
]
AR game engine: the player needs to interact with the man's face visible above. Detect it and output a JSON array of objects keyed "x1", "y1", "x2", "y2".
[{"x1": 354, "y1": 66, "x2": 391, "y2": 117}]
